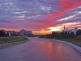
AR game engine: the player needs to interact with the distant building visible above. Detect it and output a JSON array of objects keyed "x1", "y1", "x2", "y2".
[
  {"x1": 19, "y1": 29, "x2": 32, "y2": 36},
  {"x1": 62, "y1": 26, "x2": 79, "y2": 35},
  {"x1": 68, "y1": 27, "x2": 78, "y2": 35},
  {"x1": 62, "y1": 26, "x2": 68, "y2": 33},
  {"x1": 7, "y1": 31, "x2": 20, "y2": 36}
]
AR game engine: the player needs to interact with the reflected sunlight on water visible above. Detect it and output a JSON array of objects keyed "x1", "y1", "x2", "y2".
[{"x1": 0, "y1": 38, "x2": 81, "y2": 61}]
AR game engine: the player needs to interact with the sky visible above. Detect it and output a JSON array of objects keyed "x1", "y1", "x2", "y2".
[{"x1": 0, "y1": 0, "x2": 81, "y2": 35}]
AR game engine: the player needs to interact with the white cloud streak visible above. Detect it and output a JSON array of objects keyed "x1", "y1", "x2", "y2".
[{"x1": 57, "y1": 11, "x2": 81, "y2": 22}]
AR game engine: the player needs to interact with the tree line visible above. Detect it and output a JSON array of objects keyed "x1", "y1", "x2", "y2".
[{"x1": 39, "y1": 29, "x2": 81, "y2": 38}]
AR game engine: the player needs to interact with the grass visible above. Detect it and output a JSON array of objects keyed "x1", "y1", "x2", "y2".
[
  {"x1": 0, "y1": 36, "x2": 28, "y2": 44},
  {"x1": 48, "y1": 35, "x2": 81, "y2": 47},
  {"x1": 61, "y1": 35, "x2": 81, "y2": 47}
]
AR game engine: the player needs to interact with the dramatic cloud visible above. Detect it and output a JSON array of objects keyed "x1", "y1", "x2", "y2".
[{"x1": 0, "y1": 0, "x2": 81, "y2": 34}]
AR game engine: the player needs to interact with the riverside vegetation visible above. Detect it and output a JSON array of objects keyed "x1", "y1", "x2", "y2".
[
  {"x1": 0, "y1": 30, "x2": 28, "y2": 45},
  {"x1": 39, "y1": 29, "x2": 81, "y2": 47},
  {"x1": 0, "y1": 36, "x2": 27, "y2": 44}
]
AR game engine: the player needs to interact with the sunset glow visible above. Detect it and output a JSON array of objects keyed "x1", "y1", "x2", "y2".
[
  {"x1": 49, "y1": 27, "x2": 62, "y2": 32},
  {"x1": 0, "y1": 0, "x2": 81, "y2": 35}
]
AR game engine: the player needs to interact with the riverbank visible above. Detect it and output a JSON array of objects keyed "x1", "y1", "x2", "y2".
[
  {"x1": 53, "y1": 39, "x2": 81, "y2": 54},
  {"x1": 40, "y1": 35, "x2": 81, "y2": 54},
  {"x1": 0, "y1": 36, "x2": 28, "y2": 49},
  {"x1": 46, "y1": 35, "x2": 81, "y2": 47}
]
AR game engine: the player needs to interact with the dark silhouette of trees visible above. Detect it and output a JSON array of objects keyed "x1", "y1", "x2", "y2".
[
  {"x1": 39, "y1": 29, "x2": 81, "y2": 39},
  {"x1": 76, "y1": 29, "x2": 81, "y2": 35},
  {"x1": 51, "y1": 32, "x2": 60, "y2": 37},
  {"x1": 0, "y1": 30, "x2": 6, "y2": 37}
]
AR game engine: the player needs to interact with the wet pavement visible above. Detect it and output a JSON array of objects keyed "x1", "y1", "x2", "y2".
[{"x1": 0, "y1": 37, "x2": 81, "y2": 61}]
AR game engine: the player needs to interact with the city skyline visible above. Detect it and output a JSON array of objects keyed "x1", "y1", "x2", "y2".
[{"x1": 0, "y1": 0, "x2": 81, "y2": 35}]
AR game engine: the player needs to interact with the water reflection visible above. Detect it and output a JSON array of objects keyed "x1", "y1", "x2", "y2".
[
  {"x1": 26, "y1": 38, "x2": 81, "y2": 61},
  {"x1": 0, "y1": 38, "x2": 81, "y2": 61}
]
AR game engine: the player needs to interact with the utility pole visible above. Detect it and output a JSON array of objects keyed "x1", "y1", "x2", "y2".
[{"x1": 64, "y1": 25, "x2": 66, "y2": 30}]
